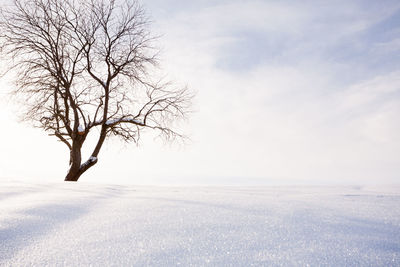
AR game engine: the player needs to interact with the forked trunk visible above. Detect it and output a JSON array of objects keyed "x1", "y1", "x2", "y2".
[
  {"x1": 64, "y1": 139, "x2": 99, "y2": 182},
  {"x1": 65, "y1": 141, "x2": 83, "y2": 182},
  {"x1": 65, "y1": 168, "x2": 83, "y2": 182}
]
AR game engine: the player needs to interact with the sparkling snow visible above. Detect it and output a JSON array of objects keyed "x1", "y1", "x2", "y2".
[{"x1": 0, "y1": 182, "x2": 399, "y2": 266}]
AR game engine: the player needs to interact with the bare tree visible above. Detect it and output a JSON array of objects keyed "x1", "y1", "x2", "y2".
[{"x1": 0, "y1": 0, "x2": 192, "y2": 181}]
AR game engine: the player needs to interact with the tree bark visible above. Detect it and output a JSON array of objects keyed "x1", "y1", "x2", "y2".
[
  {"x1": 64, "y1": 137, "x2": 100, "y2": 181},
  {"x1": 65, "y1": 142, "x2": 82, "y2": 181},
  {"x1": 65, "y1": 169, "x2": 83, "y2": 182},
  {"x1": 65, "y1": 158, "x2": 98, "y2": 181}
]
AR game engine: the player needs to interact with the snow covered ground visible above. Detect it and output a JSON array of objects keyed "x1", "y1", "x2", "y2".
[{"x1": 0, "y1": 181, "x2": 399, "y2": 266}]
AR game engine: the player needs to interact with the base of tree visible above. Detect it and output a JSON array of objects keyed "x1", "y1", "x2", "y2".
[
  {"x1": 64, "y1": 179, "x2": 79, "y2": 182},
  {"x1": 65, "y1": 173, "x2": 82, "y2": 182}
]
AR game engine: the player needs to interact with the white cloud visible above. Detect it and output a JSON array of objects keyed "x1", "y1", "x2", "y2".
[
  {"x1": 373, "y1": 38, "x2": 400, "y2": 53},
  {"x1": 338, "y1": 71, "x2": 400, "y2": 112}
]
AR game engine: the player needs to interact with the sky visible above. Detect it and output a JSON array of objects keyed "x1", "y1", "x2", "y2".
[{"x1": 0, "y1": 0, "x2": 400, "y2": 185}]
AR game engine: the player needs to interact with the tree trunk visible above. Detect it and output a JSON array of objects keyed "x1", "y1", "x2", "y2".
[
  {"x1": 64, "y1": 138, "x2": 99, "y2": 182},
  {"x1": 64, "y1": 158, "x2": 97, "y2": 182},
  {"x1": 65, "y1": 163, "x2": 82, "y2": 181},
  {"x1": 65, "y1": 140, "x2": 83, "y2": 182},
  {"x1": 65, "y1": 170, "x2": 83, "y2": 182}
]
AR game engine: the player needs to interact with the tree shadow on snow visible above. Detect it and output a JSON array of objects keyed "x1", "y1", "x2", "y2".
[{"x1": 0, "y1": 202, "x2": 92, "y2": 262}]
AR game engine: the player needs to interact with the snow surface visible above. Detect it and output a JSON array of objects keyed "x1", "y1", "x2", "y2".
[
  {"x1": 105, "y1": 119, "x2": 119, "y2": 126},
  {"x1": 0, "y1": 182, "x2": 399, "y2": 266},
  {"x1": 89, "y1": 156, "x2": 97, "y2": 162},
  {"x1": 105, "y1": 118, "x2": 141, "y2": 126},
  {"x1": 80, "y1": 157, "x2": 97, "y2": 168}
]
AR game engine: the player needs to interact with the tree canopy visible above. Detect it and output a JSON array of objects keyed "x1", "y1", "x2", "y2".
[{"x1": 0, "y1": 0, "x2": 192, "y2": 181}]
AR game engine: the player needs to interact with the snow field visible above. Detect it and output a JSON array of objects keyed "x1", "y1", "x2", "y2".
[{"x1": 0, "y1": 182, "x2": 399, "y2": 266}]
